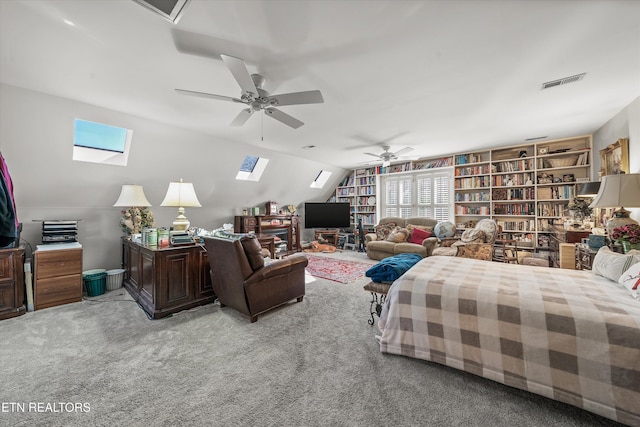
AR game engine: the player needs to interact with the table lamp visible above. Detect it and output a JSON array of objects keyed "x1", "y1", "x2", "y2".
[
  {"x1": 589, "y1": 173, "x2": 640, "y2": 236},
  {"x1": 160, "y1": 179, "x2": 201, "y2": 231},
  {"x1": 113, "y1": 184, "x2": 153, "y2": 235}
]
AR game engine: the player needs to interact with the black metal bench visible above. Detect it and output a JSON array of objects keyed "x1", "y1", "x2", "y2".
[{"x1": 363, "y1": 281, "x2": 391, "y2": 325}]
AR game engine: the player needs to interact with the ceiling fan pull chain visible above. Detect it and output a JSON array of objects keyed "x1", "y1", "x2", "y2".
[{"x1": 261, "y1": 110, "x2": 264, "y2": 141}]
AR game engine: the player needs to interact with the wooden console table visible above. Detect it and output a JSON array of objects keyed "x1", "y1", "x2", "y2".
[
  {"x1": 122, "y1": 240, "x2": 215, "y2": 319},
  {"x1": 234, "y1": 215, "x2": 301, "y2": 252}
]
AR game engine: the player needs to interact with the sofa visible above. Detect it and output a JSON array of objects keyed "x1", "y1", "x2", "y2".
[
  {"x1": 204, "y1": 234, "x2": 308, "y2": 323},
  {"x1": 364, "y1": 217, "x2": 438, "y2": 260}
]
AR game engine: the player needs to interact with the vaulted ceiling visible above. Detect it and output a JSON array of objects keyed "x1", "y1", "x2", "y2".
[{"x1": 1, "y1": 0, "x2": 639, "y2": 168}]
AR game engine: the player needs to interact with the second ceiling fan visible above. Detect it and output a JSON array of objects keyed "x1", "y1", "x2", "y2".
[
  {"x1": 176, "y1": 54, "x2": 324, "y2": 129},
  {"x1": 364, "y1": 146, "x2": 414, "y2": 167}
]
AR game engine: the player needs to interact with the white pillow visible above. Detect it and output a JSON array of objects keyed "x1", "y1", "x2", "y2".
[
  {"x1": 618, "y1": 262, "x2": 640, "y2": 299},
  {"x1": 591, "y1": 247, "x2": 639, "y2": 282}
]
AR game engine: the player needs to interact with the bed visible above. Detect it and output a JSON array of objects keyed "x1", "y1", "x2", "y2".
[{"x1": 378, "y1": 255, "x2": 640, "y2": 425}]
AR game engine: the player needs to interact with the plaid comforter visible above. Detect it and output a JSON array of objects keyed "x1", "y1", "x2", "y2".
[{"x1": 379, "y1": 256, "x2": 640, "y2": 425}]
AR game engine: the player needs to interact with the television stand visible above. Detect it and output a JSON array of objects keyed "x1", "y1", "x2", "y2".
[{"x1": 314, "y1": 229, "x2": 339, "y2": 246}]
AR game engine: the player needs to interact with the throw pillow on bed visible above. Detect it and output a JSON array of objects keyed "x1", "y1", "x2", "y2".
[
  {"x1": 618, "y1": 262, "x2": 640, "y2": 299},
  {"x1": 408, "y1": 227, "x2": 432, "y2": 244},
  {"x1": 591, "y1": 247, "x2": 639, "y2": 282},
  {"x1": 386, "y1": 227, "x2": 410, "y2": 243}
]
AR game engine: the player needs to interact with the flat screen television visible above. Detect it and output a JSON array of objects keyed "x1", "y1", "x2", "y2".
[{"x1": 304, "y1": 202, "x2": 351, "y2": 229}]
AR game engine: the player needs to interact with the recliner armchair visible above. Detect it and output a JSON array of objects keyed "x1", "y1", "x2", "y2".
[
  {"x1": 204, "y1": 235, "x2": 308, "y2": 323},
  {"x1": 427, "y1": 218, "x2": 499, "y2": 259}
]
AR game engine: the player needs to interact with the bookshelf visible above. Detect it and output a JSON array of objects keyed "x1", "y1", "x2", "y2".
[{"x1": 334, "y1": 135, "x2": 592, "y2": 250}]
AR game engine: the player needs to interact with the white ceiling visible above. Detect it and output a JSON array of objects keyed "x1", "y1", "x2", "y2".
[{"x1": 1, "y1": 0, "x2": 639, "y2": 169}]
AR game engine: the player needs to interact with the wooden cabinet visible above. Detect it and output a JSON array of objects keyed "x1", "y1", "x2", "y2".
[
  {"x1": 234, "y1": 215, "x2": 301, "y2": 252},
  {"x1": 122, "y1": 240, "x2": 215, "y2": 319},
  {"x1": 548, "y1": 227, "x2": 591, "y2": 269},
  {"x1": 0, "y1": 247, "x2": 25, "y2": 320},
  {"x1": 33, "y1": 247, "x2": 82, "y2": 310}
]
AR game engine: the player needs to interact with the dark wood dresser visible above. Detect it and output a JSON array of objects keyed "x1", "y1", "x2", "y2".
[
  {"x1": 122, "y1": 240, "x2": 215, "y2": 319},
  {"x1": 0, "y1": 247, "x2": 25, "y2": 320}
]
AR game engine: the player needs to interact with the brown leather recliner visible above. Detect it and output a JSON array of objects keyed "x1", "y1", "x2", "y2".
[{"x1": 204, "y1": 235, "x2": 308, "y2": 323}]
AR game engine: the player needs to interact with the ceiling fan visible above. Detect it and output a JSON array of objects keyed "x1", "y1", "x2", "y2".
[
  {"x1": 175, "y1": 54, "x2": 324, "y2": 129},
  {"x1": 363, "y1": 146, "x2": 414, "y2": 167}
]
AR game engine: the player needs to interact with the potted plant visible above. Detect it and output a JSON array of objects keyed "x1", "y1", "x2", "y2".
[
  {"x1": 120, "y1": 207, "x2": 155, "y2": 237},
  {"x1": 567, "y1": 197, "x2": 592, "y2": 223},
  {"x1": 611, "y1": 224, "x2": 640, "y2": 253}
]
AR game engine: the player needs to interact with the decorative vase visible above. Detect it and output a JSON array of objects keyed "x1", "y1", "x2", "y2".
[{"x1": 621, "y1": 241, "x2": 640, "y2": 253}]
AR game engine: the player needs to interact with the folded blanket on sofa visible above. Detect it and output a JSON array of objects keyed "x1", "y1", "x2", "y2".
[{"x1": 365, "y1": 253, "x2": 423, "y2": 283}]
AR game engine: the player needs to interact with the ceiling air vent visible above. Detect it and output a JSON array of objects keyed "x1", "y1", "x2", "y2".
[
  {"x1": 132, "y1": 0, "x2": 190, "y2": 24},
  {"x1": 541, "y1": 73, "x2": 586, "y2": 90}
]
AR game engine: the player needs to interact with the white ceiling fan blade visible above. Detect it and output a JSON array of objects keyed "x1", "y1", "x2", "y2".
[
  {"x1": 393, "y1": 147, "x2": 414, "y2": 156},
  {"x1": 175, "y1": 88, "x2": 242, "y2": 103},
  {"x1": 221, "y1": 54, "x2": 258, "y2": 96},
  {"x1": 264, "y1": 108, "x2": 304, "y2": 129},
  {"x1": 268, "y1": 90, "x2": 324, "y2": 107},
  {"x1": 231, "y1": 108, "x2": 253, "y2": 126},
  {"x1": 364, "y1": 152, "x2": 382, "y2": 158}
]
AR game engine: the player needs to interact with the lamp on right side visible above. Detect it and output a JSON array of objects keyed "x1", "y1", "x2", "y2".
[{"x1": 589, "y1": 173, "x2": 640, "y2": 239}]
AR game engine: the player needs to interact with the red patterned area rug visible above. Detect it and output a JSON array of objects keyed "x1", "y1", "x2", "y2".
[{"x1": 305, "y1": 254, "x2": 373, "y2": 283}]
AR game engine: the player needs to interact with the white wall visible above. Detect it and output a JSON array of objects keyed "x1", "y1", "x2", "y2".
[
  {"x1": 0, "y1": 83, "x2": 347, "y2": 269},
  {"x1": 592, "y1": 96, "x2": 640, "y2": 222}
]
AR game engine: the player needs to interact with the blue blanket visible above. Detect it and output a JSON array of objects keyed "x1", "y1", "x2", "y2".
[{"x1": 365, "y1": 253, "x2": 423, "y2": 283}]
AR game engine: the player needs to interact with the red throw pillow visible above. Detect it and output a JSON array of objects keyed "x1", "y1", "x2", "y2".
[{"x1": 409, "y1": 227, "x2": 432, "y2": 244}]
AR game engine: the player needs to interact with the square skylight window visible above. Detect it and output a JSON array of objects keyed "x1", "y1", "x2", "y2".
[
  {"x1": 72, "y1": 119, "x2": 132, "y2": 166},
  {"x1": 236, "y1": 156, "x2": 269, "y2": 181},
  {"x1": 310, "y1": 170, "x2": 332, "y2": 188}
]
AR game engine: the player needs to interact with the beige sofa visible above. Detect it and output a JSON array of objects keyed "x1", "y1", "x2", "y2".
[{"x1": 364, "y1": 217, "x2": 438, "y2": 260}]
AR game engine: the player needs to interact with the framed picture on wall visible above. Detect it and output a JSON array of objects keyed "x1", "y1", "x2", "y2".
[{"x1": 600, "y1": 138, "x2": 629, "y2": 175}]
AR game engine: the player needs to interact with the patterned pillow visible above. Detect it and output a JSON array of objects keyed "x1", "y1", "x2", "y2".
[
  {"x1": 618, "y1": 262, "x2": 640, "y2": 299},
  {"x1": 455, "y1": 244, "x2": 492, "y2": 261},
  {"x1": 474, "y1": 219, "x2": 498, "y2": 244},
  {"x1": 460, "y1": 228, "x2": 486, "y2": 243},
  {"x1": 386, "y1": 227, "x2": 410, "y2": 243},
  {"x1": 591, "y1": 247, "x2": 638, "y2": 282},
  {"x1": 375, "y1": 222, "x2": 397, "y2": 240}
]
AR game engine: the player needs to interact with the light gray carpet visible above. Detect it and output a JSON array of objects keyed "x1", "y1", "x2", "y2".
[{"x1": 0, "y1": 251, "x2": 622, "y2": 426}]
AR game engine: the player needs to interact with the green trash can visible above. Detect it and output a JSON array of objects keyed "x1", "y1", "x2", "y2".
[{"x1": 83, "y1": 269, "x2": 107, "y2": 297}]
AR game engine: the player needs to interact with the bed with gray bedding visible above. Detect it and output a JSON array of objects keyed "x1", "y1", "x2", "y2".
[{"x1": 378, "y1": 255, "x2": 640, "y2": 425}]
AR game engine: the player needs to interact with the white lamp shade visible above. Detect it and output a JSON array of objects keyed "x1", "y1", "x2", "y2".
[
  {"x1": 160, "y1": 181, "x2": 202, "y2": 207},
  {"x1": 113, "y1": 184, "x2": 151, "y2": 207},
  {"x1": 589, "y1": 173, "x2": 640, "y2": 208}
]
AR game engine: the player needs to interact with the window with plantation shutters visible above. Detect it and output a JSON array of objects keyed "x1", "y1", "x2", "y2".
[{"x1": 380, "y1": 169, "x2": 453, "y2": 220}]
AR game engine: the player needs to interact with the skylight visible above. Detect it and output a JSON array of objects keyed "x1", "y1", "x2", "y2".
[
  {"x1": 236, "y1": 155, "x2": 269, "y2": 181},
  {"x1": 72, "y1": 119, "x2": 132, "y2": 166},
  {"x1": 310, "y1": 170, "x2": 332, "y2": 188}
]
